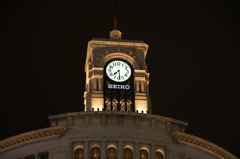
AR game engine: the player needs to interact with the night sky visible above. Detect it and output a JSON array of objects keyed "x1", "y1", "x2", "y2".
[{"x1": 1, "y1": 0, "x2": 239, "y2": 157}]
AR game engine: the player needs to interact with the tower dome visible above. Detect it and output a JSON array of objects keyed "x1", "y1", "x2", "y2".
[{"x1": 110, "y1": 29, "x2": 122, "y2": 39}]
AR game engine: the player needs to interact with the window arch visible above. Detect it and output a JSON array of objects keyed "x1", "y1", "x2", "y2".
[
  {"x1": 155, "y1": 150, "x2": 164, "y2": 159},
  {"x1": 74, "y1": 148, "x2": 84, "y2": 159},
  {"x1": 90, "y1": 146, "x2": 100, "y2": 159},
  {"x1": 140, "y1": 149, "x2": 149, "y2": 159},
  {"x1": 123, "y1": 147, "x2": 133, "y2": 159},
  {"x1": 107, "y1": 147, "x2": 117, "y2": 159}
]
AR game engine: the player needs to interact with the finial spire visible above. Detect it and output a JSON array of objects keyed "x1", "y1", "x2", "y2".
[
  {"x1": 114, "y1": 0, "x2": 117, "y2": 30},
  {"x1": 110, "y1": 0, "x2": 122, "y2": 39}
]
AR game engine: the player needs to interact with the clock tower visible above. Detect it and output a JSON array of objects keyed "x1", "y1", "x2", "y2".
[{"x1": 84, "y1": 29, "x2": 151, "y2": 114}]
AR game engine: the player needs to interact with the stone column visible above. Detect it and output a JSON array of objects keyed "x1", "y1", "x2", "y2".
[
  {"x1": 118, "y1": 140, "x2": 123, "y2": 159},
  {"x1": 141, "y1": 81, "x2": 145, "y2": 93},
  {"x1": 136, "y1": 80, "x2": 139, "y2": 93},
  {"x1": 134, "y1": 142, "x2": 139, "y2": 159},
  {"x1": 90, "y1": 78, "x2": 93, "y2": 91},
  {"x1": 151, "y1": 144, "x2": 155, "y2": 159},
  {"x1": 98, "y1": 78, "x2": 103, "y2": 91},
  {"x1": 84, "y1": 140, "x2": 89, "y2": 159},
  {"x1": 101, "y1": 140, "x2": 106, "y2": 159},
  {"x1": 146, "y1": 82, "x2": 149, "y2": 95},
  {"x1": 93, "y1": 78, "x2": 97, "y2": 91}
]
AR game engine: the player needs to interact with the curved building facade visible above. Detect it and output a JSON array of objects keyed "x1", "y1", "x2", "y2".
[{"x1": 0, "y1": 30, "x2": 238, "y2": 159}]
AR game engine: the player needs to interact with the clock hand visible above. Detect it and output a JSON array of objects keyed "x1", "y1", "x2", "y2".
[
  {"x1": 118, "y1": 70, "x2": 120, "y2": 79},
  {"x1": 114, "y1": 70, "x2": 118, "y2": 75}
]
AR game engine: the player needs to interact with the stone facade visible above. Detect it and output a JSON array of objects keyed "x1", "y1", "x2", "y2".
[
  {"x1": 0, "y1": 111, "x2": 237, "y2": 159},
  {"x1": 0, "y1": 35, "x2": 238, "y2": 159}
]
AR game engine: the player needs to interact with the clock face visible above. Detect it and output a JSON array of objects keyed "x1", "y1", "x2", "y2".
[{"x1": 105, "y1": 60, "x2": 132, "y2": 82}]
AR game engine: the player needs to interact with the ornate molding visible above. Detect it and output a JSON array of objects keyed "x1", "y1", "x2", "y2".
[
  {"x1": 89, "y1": 41, "x2": 148, "y2": 53},
  {"x1": 98, "y1": 53, "x2": 139, "y2": 69},
  {"x1": 172, "y1": 131, "x2": 238, "y2": 159},
  {"x1": 0, "y1": 126, "x2": 67, "y2": 154}
]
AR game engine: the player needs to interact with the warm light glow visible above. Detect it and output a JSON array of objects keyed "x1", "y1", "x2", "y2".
[
  {"x1": 123, "y1": 145, "x2": 134, "y2": 151},
  {"x1": 156, "y1": 149, "x2": 165, "y2": 156},
  {"x1": 107, "y1": 144, "x2": 118, "y2": 150},
  {"x1": 135, "y1": 100, "x2": 148, "y2": 113},
  {"x1": 74, "y1": 145, "x2": 84, "y2": 151},
  {"x1": 91, "y1": 98, "x2": 104, "y2": 111}
]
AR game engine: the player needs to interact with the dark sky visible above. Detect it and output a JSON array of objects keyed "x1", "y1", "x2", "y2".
[{"x1": 1, "y1": 0, "x2": 239, "y2": 157}]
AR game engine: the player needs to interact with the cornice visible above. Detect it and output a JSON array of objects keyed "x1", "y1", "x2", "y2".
[
  {"x1": 88, "y1": 40, "x2": 148, "y2": 50},
  {"x1": 172, "y1": 131, "x2": 238, "y2": 159},
  {"x1": 0, "y1": 126, "x2": 67, "y2": 154},
  {"x1": 48, "y1": 111, "x2": 188, "y2": 127}
]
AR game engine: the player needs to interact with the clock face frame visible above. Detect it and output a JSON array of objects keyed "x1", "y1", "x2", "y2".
[{"x1": 105, "y1": 60, "x2": 132, "y2": 82}]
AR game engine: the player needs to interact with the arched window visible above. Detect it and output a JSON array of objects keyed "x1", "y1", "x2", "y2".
[
  {"x1": 74, "y1": 148, "x2": 84, "y2": 159},
  {"x1": 91, "y1": 146, "x2": 100, "y2": 159},
  {"x1": 107, "y1": 147, "x2": 117, "y2": 159},
  {"x1": 123, "y1": 148, "x2": 133, "y2": 159},
  {"x1": 155, "y1": 151, "x2": 164, "y2": 159},
  {"x1": 140, "y1": 149, "x2": 149, "y2": 159}
]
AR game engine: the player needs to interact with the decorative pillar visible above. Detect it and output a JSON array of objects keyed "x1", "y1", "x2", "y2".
[
  {"x1": 141, "y1": 81, "x2": 145, "y2": 93},
  {"x1": 101, "y1": 140, "x2": 106, "y2": 159},
  {"x1": 93, "y1": 78, "x2": 97, "y2": 91},
  {"x1": 146, "y1": 82, "x2": 149, "y2": 95},
  {"x1": 118, "y1": 140, "x2": 123, "y2": 159},
  {"x1": 84, "y1": 115, "x2": 90, "y2": 125},
  {"x1": 136, "y1": 80, "x2": 139, "y2": 93},
  {"x1": 67, "y1": 116, "x2": 73, "y2": 126},
  {"x1": 151, "y1": 144, "x2": 155, "y2": 159},
  {"x1": 84, "y1": 140, "x2": 89, "y2": 159},
  {"x1": 50, "y1": 118, "x2": 57, "y2": 127},
  {"x1": 166, "y1": 122, "x2": 171, "y2": 133},
  {"x1": 134, "y1": 142, "x2": 139, "y2": 159},
  {"x1": 89, "y1": 78, "x2": 93, "y2": 91},
  {"x1": 151, "y1": 119, "x2": 156, "y2": 129},
  {"x1": 98, "y1": 78, "x2": 102, "y2": 91}
]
